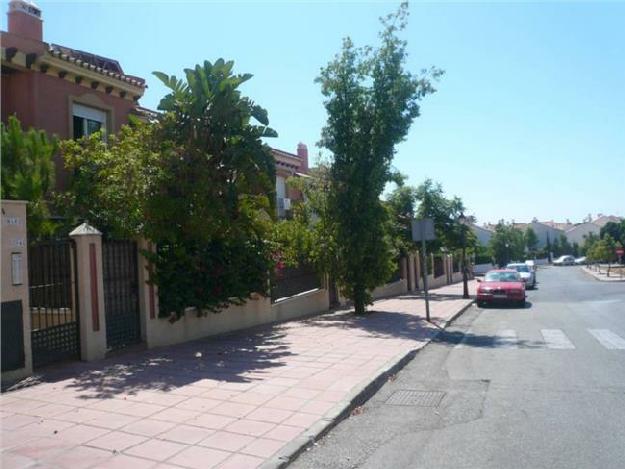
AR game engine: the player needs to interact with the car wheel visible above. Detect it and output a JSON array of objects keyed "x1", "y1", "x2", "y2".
[
  {"x1": 518, "y1": 299, "x2": 526, "y2": 308},
  {"x1": 477, "y1": 301, "x2": 486, "y2": 308}
]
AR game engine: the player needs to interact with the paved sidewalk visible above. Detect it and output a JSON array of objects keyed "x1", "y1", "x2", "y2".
[
  {"x1": 1, "y1": 281, "x2": 475, "y2": 469},
  {"x1": 582, "y1": 266, "x2": 625, "y2": 282}
]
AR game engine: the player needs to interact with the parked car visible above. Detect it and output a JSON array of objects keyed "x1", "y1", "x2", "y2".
[
  {"x1": 506, "y1": 263, "x2": 536, "y2": 289},
  {"x1": 574, "y1": 256, "x2": 587, "y2": 265},
  {"x1": 476, "y1": 269, "x2": 526, "y2": 307},
  {"x1": 553, "y1": 255, "x2": 575, "y2": 266}
]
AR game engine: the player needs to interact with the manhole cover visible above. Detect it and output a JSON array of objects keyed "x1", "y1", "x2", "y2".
[{"x1": 385, "y1": 390, "x2": 446, "y2": 407}]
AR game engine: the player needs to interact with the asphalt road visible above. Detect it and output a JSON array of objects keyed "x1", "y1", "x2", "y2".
[{"x1": 291, "y1": 266, "x2": 625, "y2": 469}]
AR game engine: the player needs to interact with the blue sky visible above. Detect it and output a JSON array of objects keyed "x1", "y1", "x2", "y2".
[{"x1": 3, "y1": 1, "x2": 624, "y2": 224}]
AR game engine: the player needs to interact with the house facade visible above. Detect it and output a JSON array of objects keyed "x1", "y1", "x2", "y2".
[
  {"x1": 272, "y1": 143, "x2": 309, "y2": 219},
  {"x1": 1, "y1": 0, "x2": 146, "y2": 189},
  {"x1": 565, "y1": 222, "x2": 600, "y2": 245}
]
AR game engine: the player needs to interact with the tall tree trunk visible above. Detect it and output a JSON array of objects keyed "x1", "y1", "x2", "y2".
[{"x1": 354, "y1": 285, "x2": 366, "y2": 315}]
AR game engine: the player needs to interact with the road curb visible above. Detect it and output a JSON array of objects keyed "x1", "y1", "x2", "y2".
[{"x1": 261, "y1": 298, "x2": 475, "y2": 469}]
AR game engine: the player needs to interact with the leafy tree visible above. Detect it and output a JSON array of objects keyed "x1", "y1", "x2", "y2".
[
  {"x1": 61, "y1": 59, "x2": 278, "y2": 319},
  {"x1": 488, "y1": 222, "x2": 525, "y2": 267},
  {"x1": 600, "y1": 221, "x2": 625, "y2": 245},
  {"x1": 581, "y1": 232, "x2": 599, "y2": 256},
  {"x1": 572, "y1": 242, "x2": 580, "y2": 257},
  {"x1": 413, "y1": 179, "x2": 473, "y2": 253},
  {"x1": 524, "y1": 227, "x2": 538, "y2": 256},
  {"x1": 559, "y1": 234, "x2": 572, "y2": 255},
  {"x1": 317, "y1": 3, "x2": 442, "y2": 314},
  {"x1": 552, "y1": 236, "x2": 561, "y2": 257},
  {"x1": 588, "y1": 234, "x2": 617, "y2": 274},
  {"x1": 1, "y1": 115, "x2": 57, "y2": 237}
]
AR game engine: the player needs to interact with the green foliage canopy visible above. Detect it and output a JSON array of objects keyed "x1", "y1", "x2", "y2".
[
  {"x1": 1, "y1": 116, "x2": 57, "y2": 237},
  {"x1": 60, "y1": 59, "x2": 278, "y2": 319},
  {"x1": 317, "y1": 3, "x2": 442, "y2": 314}
]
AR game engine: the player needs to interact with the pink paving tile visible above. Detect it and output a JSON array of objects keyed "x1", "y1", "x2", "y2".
[
  {"x1": 122, "y1": 418, "x2": 178, "y2": 437},
  {"x1": 217, "y1": 453, "x2": 264, "y2": 469},
  {"x1": 0, "y1": 429, "x2": 41, "y2": 450},
  {"x1": 87, "y1": 412, "x2": 140, "y2": 429},
  {"x1": 120, "y1": 402, "x2": 167, "y2": 418},
  {"x1": 169, "y1": 385, "x2": 212, "y2": 397},
  {"x1": 16, "y1": 418, "x2": 76, "y2": 438},
  {"x1": 158, "y1": 424, "x2": 215, "y2": 445},
  {"x1": 316, "y1": 390, "x2": 347, "y2": 403},
  {"x1": 229, "y1": 392, "x2": 273, "y2": 406},
  {"x1": 283, "y1": 388, "x2": 320, "y2": 400},
  {"x1": 91, "y1": 453, "x2": 157, "y2": 469},
  {"x1": 240, "y1": 437, "x2": 285, "y2": 458},
  {"x1": 209, "y1": 401, "x2": 256, "y2": 418},
  {"x1": 0, "y1": 451, "x2": 36, "y2": 469},
  {"x1": 55, "y1": 407, "x2": 108, "y2": 423},
  {"x1": 125, "y1": 438, "x2": 187, "y2": 461},
  {"x1": 218, "y1": 381, "x2": 258, "y2": 392},
  {"x1": 224, "y1": 419, "x2": 276, "y2": 437},
  {"x1": 10, "y1": 436, "x2": 72, "y2": 461},
  {"x1": 282, "y1": 412, "x2": 321, "y2": 428},
  {"x1": 200, "y1": 389, "x2": 242, "y2": 401},
  {"x1": 53, "y1": 424, "x2": 111, "y2": 445},
  {"x1": 298, "y1": 400, "x2": 335, "y2": 416},
  {"x1": 29, "y1": 403, "x2": 78, "y2": 418},
  {"x1": 264, "y1": 396, "x2": 307, "y2": 411},
  {"x1": 47, "y1": 445, "x2": 113, "y2": 469},
  {"x1": 248, "y1": 384, "x2": 287, "y2": 396},
  {"x1": 168, "y1": 445, "x2": 231, "y2": 469},
  {"x1": 87, "y1": 399, "x2": 133, "y2": 413},
  {"x1": 192, "y1": 379, "x2": 221, "y2": 389},
  {"x1": 246, "y1": 407, "x2": 293, "y2": 424},
  {"x1": 1, "y1": 398, "x2": 48, "y2": 413},
  {"x1": 199, "y1": 431, "x2": 255, "y2": 452},
  {"x1": 1, "y1": 414, "x2": 42, "y2": 430},
  {"x1": 189, "y1": 413, "x2": 236, "y2": 430},
  {"x1": 262, "y1": 424, "x2": 303, "y2": 442},
  {"x1": 86, "y1": 430, "x2": 147, "y2": 452},
  {"x1": 151, "y1": 407, "x2": 201, "y2": 423},
  {"x1": 174, "y1": 397, "x2": 222, "y2": 412}
]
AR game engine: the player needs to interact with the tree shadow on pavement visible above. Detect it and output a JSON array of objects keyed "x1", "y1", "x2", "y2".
[{"x1": 15, "y1": 327, "x2": 295, "y2": 399}]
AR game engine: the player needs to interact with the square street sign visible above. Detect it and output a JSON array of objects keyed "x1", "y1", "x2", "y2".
[{"x1": 411, "y1": 218, "x2": 436, "y2": 242}]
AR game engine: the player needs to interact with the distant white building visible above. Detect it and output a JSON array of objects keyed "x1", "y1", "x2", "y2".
[
  {"x1": 471, "y1": 224, "x2": 494, "y2": 246},
  {"x1": 565, "y1": 222, "x2": 600, "y2": 245}
]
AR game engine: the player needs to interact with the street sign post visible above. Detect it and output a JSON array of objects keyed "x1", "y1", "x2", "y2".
[{"x1": 411, "y1": 218, "x2": 436, "y2": 321}]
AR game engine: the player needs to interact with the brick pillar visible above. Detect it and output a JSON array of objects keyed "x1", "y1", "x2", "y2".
[{"x1": 70, "y1": 223, "x2": 107, "y2": 361}]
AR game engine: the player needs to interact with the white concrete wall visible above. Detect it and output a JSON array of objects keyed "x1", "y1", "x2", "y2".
[
  {"x1": 371, "y1": 279, "x2": 408, "y2": 300},
  {"x1": 144, "y1": 289, "x2": 329, "y2": 349}
]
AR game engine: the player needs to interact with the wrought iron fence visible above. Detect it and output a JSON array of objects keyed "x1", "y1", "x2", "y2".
[
  {"x1": 28, "y1": 238, "x2": 80, "y2": 368},
  {"x1": 102, "y1": 240, "x2": 141, "y2": 350},
  {"x1": 454, "y1": 257, "x2": 461, "y2": 273},
  {"x1": 271, "y1": 263, "x2": 320, "y2": 303}
]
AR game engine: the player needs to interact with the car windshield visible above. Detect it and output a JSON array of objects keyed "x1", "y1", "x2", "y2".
[
  {"x1": 507, "y1": 264, "x2": 529, "y2": 273},
  {"x1": 485, "y1": 271, "x2": 520, "y2": 282}
]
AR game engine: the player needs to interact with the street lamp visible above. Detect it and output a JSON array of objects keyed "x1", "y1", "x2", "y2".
[{"x1": 458, "y1": 213, "x2": 470, "y2": 299}]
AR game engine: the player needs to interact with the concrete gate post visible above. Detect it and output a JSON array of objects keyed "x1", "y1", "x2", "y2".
[{"x1": 69, "y1": 223, "x2": 107, "y2": 361}]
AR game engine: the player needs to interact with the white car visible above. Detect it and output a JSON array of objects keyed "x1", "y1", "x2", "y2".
[
  {"x1": 506, "y1": 263, "x2": 536, "y2": 289},
  {"x1": 574, "y1": 256, "x2": 587, "y2": 265},
  {"x1": 553, "y1": 255, "x2": 575, "y2": 266}
]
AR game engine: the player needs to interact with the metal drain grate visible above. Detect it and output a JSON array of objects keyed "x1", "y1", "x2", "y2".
[{"x1": 385, "y1": 390, "x2": 446, "y2": 407}]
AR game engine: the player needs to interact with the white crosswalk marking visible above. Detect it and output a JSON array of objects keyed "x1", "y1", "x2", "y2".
[
  {"x1": 496, "y1": 329, "x2": 518, "y2": 349},
  {"x1": 541, "y1": 329, "x2": 575, "y2": 349},
  {"x1": 588, "y1": 329, "x2": 625, "y2": 350}
]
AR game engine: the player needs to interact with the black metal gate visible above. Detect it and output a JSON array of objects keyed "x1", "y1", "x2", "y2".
[
  {"x1": 29, "y1": 239, "x2": 80, "y2": 368},
  {"x1": 103, "y1": 240, "x2": 141, "y2": 350}
]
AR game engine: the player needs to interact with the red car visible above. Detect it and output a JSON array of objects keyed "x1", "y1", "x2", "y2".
[{"x1": 476, "y1": 269, "x2": 526, "y2": 308}]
